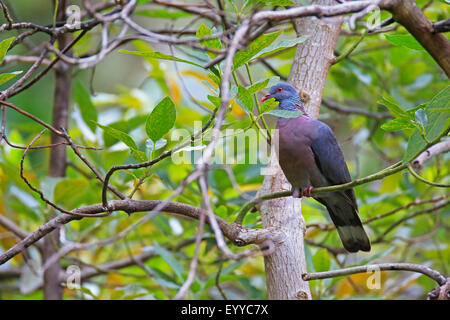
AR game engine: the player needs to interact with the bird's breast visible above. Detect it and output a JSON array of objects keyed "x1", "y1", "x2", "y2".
[{"x1": 276, "y1": 117, "x2": 319, "y2": 189}]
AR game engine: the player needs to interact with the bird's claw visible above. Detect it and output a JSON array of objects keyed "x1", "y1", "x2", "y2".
[
  {"x1": 291, "y1": 186, "x2": 313, "y2": 198},
  {"x1": 301, "y1": 186, "x2": 313, "y2": 198}
]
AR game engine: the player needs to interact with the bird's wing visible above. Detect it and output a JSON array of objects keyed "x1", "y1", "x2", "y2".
[
  {"x1": 310, "y1": 121, "x2": 356, "y2": 205},
  {"x1": 310, "y1": 121, "x2": 370, "y2": 252}
]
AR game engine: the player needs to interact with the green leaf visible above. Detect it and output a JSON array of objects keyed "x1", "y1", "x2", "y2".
[
  {"x1": 0, "y1": 37, "x2": 15, "y2": 63},
  {"x1": 122, "y1": 292, "x2": 149, "y2": 300},
  {"x1": 54, "y1": 178, "x2": 89, "y2": 207},
  {"x1": 79, "y1": 286, "x2": 100, "y2": 300},
  {"x1": 235, "y1": 85, "x2": 253, "y2": 114},
  {"x1": 74, "y1": 81, "x2": 98, "y2": 133},
  {"x1": 263, "y1": 0, "x2": 295, "y2": 5},
  {"x1": 208, "y1": 72, "x2": 221, "y2": 87},
  {"x1": 196, "y1": 24, "x2": 222, "y2": 58},
  {"x1": 385, "y1": 34, "x2": 424, "y2": 51},
  {"x1": 233, "y1": 30, "x2": 282, "y2": 70},
  {"x1": 102, "y1": 115, "x2": 147, "y2": 148},
  {"x1": 110, "y1": 289, "x2": 125, "y2": 300},
  {"x1": 130, "y1": 148, "x2": 148, "y2": 163},
  {"x1": 403, "y1": 86, "x2": 450, "y2": 162},
  {"x1": 414, "y1": 108, "x2": 428, "y2": 127},
  {"x1": 146, "y1": 138, "x2": 167, "y2": 153},
  {"x1": 0, "y1": 71, "x2": 22, "y2": 86},
  {"x1": 260, "y1": 98, "x2": 278, "y2": 113},
  {"x1": 247, "y1": 78, "x2": 269, "y2": 95},
  {"x1": 312, "y1": 249, "x2": 331, "y2": 272},
  {"x1": 244, "y1": 0, "x2": 295, "y2": 10},
  {"x1": 304, "y1": 244, "x2": 315, "y2": 272},
  {"x1": 151, "y1": 277, "x2": 180, "y2": 289},
  {"x1": 146, "y1": 96, "x2": 176, "y2": 142},
  {"x1": 381, "y1": 118, "x2": 415, "y2": 131},
  {"x1": 207, "y1": 95, "x2": 221, "y2": 108},
  {"x1": 378, "y1": 95, "x2": 411, "y2": 120},
  {"x1": 96, "y1": 122, "x2": 138, "y2": 150},
  {"x1": 40, "y1": 177, "x2": 63, "y2": 203},
  {"x1": 429, "y1": 107, "x2": 450, "y2": 113},
  {"x1": 135, "y1": 9, "x2": 191, "y2": 19},
  {"x1": 265, "y1": 109, "x2": 301, "y2": 118},
  {"x1": 251, "y1": 35, "x2": 309, "y2": 61},
  {"x1": 267, "y1": 76, "x2": 280, "y2": 88},
  {"x1": 120, "y1": 49, "x2": 203, "y2": 68},
  {"x1": 153, "y1": 242, "x2": 185, "y2": 281}
]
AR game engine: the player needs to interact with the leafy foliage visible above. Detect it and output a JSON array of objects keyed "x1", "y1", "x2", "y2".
[
  {"x1": 0, "y1": 0, "x2": 448, "y2": 301},
  {"x1": 0, "y1": 37, "x2": 22, "y2": 86},
  {"x1": 145, "y1": 97, "x2": 177, "y2": 143}
]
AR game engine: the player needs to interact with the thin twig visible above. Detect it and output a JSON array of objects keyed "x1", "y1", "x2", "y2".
[
  {"x1": 19, "y1": 130, "x2": 112, "y2": 218},
  {"x1": 407, "y1": 163, "x2": 450, "y2": 188}
]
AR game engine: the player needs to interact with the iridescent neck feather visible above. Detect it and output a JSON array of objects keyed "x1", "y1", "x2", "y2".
[{"x1": 279, "y1": 95, "x2": 303, "y2": 112}]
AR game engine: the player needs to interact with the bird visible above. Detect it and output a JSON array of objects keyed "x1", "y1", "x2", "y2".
[{"x1": 261, "y1": 82, "x2": 371, "y2": 253}]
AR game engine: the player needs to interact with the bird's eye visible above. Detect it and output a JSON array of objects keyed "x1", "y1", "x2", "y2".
[{"x1": 277, "y1": 87, "x2": 283, "y2": 92}]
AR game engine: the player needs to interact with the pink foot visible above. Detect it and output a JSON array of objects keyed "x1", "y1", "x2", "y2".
[{"x1": 300, "y1": 186, "x2": 313, "y2": 198}]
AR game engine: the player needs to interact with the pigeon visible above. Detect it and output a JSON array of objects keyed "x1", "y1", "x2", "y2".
[{"x1": 261, "y1": 82, "x2": 371, "y2": 252}]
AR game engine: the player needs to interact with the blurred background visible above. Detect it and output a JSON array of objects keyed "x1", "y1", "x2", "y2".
[{"x1": 0, "y1": 0, "x2": 448, "y2": 300}]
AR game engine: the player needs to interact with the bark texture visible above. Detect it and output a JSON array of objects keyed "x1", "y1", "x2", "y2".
[{"x1": 260, "y1": 0, "x2": 343, "y2": 300}]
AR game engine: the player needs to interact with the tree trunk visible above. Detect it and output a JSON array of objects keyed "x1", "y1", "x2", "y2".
[
  {"x1": 260, "y1": 0, "x2": 343, "y2": 300},
  {"x1": 43, "y1": 0, "x2": 71, "y2": 300}
]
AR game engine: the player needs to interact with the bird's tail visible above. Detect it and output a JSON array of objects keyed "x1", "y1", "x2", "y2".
[{"x1": 324, "y1": 200, "x2": 371, "y2": 253}]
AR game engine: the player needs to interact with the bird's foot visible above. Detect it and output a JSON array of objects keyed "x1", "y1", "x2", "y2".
[
  {"x1": 301, "y1": 186, "x2": 313, "y2": 198},
  {"x1": 291, "y1": 186, "x2": 313, "y2": 198}
]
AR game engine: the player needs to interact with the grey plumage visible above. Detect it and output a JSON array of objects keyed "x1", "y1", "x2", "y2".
[{"x1": 262, "y1": 82, "x2": 371, "y2": 253}]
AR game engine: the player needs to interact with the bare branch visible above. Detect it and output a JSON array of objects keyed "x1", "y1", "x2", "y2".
[
  {"x1": 0, "y1": 0, "x2": 13, "y2": 28},
  {"x1": 412, "y1": 140, "x2": 450, "y2": 170},
  {"x1": 0, "y1": 199, "x2": 283, "y2": 266},
  {"x1": 433, "y1": 18, "x2": 450, "y2": 34},
  {"x1": 407, "y1": 163, "x2": 450, "y2": 188},
  {"x1": 302, "y1": 263, "x2": 447, "y2": 286},
  {"x1": 383, "y1": 0, "x2": 450, "y2": 78}
]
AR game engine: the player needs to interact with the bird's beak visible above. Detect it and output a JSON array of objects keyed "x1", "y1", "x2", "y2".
[{"x1": 261, "y1": 94, "x2": 272, "y2": 103}]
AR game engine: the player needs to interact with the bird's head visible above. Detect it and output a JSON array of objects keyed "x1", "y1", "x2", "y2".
[{"x1": 260, "y1": 82, "x2": 303, "y2": 111}]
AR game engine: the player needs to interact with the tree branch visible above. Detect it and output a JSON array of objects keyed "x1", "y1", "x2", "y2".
[
  {"x1": 302, "y1": 263, "x2": 447, "y2": 286},
  {"x1": 433, "y1": 18, "x2": 450, "y2": 34},
  {"x1": 382, "y1": 0, "x2": 450, "y2": 78},
  {"x1": 407, "y1": 163, "x2": 450, "y2": 188},
  {"x1": 412, "y1": 140, "x2": 450, "y2": 170},
  {"x1": 0, "y1": 199, "x2": 284, "y2": 266}
]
